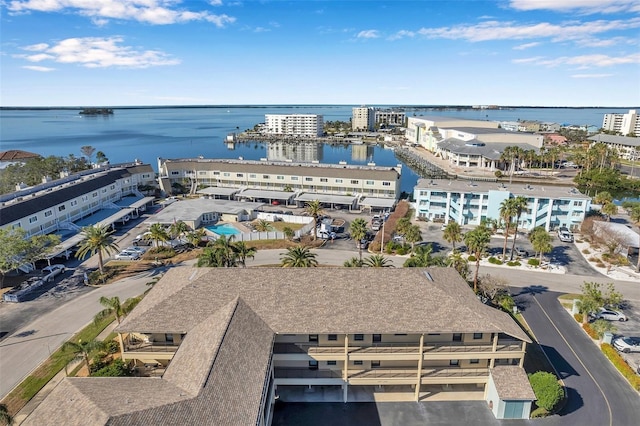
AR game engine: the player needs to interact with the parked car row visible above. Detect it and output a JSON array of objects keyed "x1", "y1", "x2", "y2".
[{"x1": 114, "y1": 246, "x2": 147, "y2": 261}]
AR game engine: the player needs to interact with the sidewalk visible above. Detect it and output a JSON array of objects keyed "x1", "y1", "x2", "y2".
[{"x1": 12, "y1": 320, "x2": 119, "y2": 425}]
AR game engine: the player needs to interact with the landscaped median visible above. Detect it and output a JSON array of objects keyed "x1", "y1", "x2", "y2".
[{"x1": 0, "y1": 315, "x2": 114, "y2": 418}]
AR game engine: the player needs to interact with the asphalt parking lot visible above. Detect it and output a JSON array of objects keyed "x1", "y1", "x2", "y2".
[{"x1": 609, "y1": 300, "x2": 640, "y2": 373}]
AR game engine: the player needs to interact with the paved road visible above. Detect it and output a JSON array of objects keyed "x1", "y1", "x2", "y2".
[
  {"x1": 515, "y1": 288, "x2": 640, "y2": 426},
  {"x1": 0, "y1": 271, "x2": 153, "y2": 399}
]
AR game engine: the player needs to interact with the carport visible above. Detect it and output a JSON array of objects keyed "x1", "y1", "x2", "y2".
[
  {"x1": 237, "y1": 189, "x2": 296, "y2": 206},
  {"x1": 295, "y1": 193, "x2": 357, "y2": 210},
  {"x1": 196, "y1": 186, "x2": 241, "y2": 200},
  {"x1": 115, "y1": 196, "x2": 155, "y2": 218},
  {"x1": 359, "y1": 197, "x2": 397, "y2": 214}
]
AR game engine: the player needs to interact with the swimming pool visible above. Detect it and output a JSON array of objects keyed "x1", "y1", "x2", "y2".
[{"x1": 206, "y1": 223, "x2": 241, "y2": 236}]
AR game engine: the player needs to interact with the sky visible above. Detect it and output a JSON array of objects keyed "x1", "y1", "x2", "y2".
[{"x1": 1, "y1": 0, "x2": 639, "y2": 107}]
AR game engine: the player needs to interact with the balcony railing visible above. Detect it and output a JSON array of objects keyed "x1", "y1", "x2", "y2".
[
  {"x1": 124, "y1": 341, "x2": 180, "y2": 353},
  {"x1": 273, "y1": 341, "x2": 522, "y2": 356},
  {"x1": 274, "y1": 368, "x2": 342, "y2": 379}
]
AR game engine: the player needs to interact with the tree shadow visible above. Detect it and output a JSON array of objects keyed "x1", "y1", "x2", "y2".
[
  {"x1": 558, "y1": 386, "x2": 584, "y2": 416},
  {"x1": 514, "y1": 285, "x2": 549, "y2": 297}
]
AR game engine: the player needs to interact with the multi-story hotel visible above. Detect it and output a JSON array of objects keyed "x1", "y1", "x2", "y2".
[
  {"x1": 157, "y1": 158, "x2": 401, "y2": 209},
  {"x1": 587, "y1": 134, "x2": 640, "y2": 161},
  {"x1": 0, "y1": 163, "x2": 155, "y2": 239},
  {"x1": 25, "y1": 267, "x2": 535, "y2": 424},
  {"x1": 375, "y1": 109, "x2": 406, "y2": 127},
  {"x1": 264, "y1": 114, "x2": 324, "y2": 137},
  {"x1": 414, "y1": 179, "x2": 590, "y2": 231},
  {"x1": 405, "y1": 116, "x2": 543, "y2": 172},
  {"x1": 602, "y1": 109, "x2": 640, "y2": 136}
]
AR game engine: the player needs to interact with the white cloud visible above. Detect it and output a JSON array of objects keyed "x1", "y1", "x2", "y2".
[
  {"x1": 23, "y1": 65, "x2": 55, "y2": 72},
  {"x1": 388, "y1": 30, "x2": 415, "y2": 41},
  {"x1": 16, "y1": 36, "x2": 181, "y2": 68},
  {"x1": 254, "y1": 27, "x2": 269, "y2": 33},
  {"x1": 357, "y1": 30, "x2": 380, "y2": 39},
  {"x1": 509, "y1": 0, "x2": 640, "y2": 14},
  {"x1": 209, "y1": 0, "x2": 223, "y2": 5},
  {"x1": 571, "y1": 73, "x2": 614, "y2": 78},
  {"x1": 513, "y1": 42, "x2": 540, "y2": 50},
  {"x1": 7, "y1": 0, "x2": 237, "y2": 27},
  {"x1": 514, "y1": 53, "x2": 640, "y2": 68}
]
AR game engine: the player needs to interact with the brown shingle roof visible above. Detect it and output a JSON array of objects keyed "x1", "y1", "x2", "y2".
[
  {"x1": 0, "y1": 150, "x2": 40, "y2": 161},
  {"x1": 490, "y1": 366, "x2": 536, "y2": 400},
  {"x1": 118, "y1": 267, "x2": 530, "y2": 342}
]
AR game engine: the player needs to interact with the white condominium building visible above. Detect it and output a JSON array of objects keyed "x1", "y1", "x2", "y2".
[
  {"x1": 352, "y1": 106, "x2": 375, "y2": 131},
  {"x1": 602, "y1": 109, "x2": 640, "y2": 136},
  {"x1": 264, "y1": 114, "x2": 324, "y2": 137}
]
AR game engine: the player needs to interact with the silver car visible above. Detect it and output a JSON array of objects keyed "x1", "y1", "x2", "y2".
[
  {"x1": 114, "y1": 251, "x2": 140, "y2": 261},
  {"x1": 594, "y1": 309, "x2": 628, "y2": 322}
]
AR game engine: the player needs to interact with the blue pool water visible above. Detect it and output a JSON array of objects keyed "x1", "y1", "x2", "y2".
[{"x1": 206, "y1": 223, "x2": 241, "y2": 236}]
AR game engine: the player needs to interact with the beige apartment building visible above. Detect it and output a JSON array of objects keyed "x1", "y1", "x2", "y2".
[
  {"x1": 157, "y1": 158, "x2": 401, "y2": 202},
  {"x1": 26, "y1": 268, "x2": 535, "y2": 425}
]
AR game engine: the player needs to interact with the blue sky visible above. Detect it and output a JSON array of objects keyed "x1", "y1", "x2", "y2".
[{"x1": 1, "y1": 0, "x2": 639, "y2": 107}]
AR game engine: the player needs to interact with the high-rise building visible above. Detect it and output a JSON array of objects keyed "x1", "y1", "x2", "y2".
[
  {"x1": 352, "y1": 106, "x2": 375, "y2": 131},
  {"x1": 602, "y1": 109, "x2": 640, "y2": 136},
  {"x1": 264, "y1": 114, "x2": 324, "y2": 137}
]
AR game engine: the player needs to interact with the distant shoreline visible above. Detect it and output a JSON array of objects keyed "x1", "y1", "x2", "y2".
[{"x1": 0, "y1": 105, "x2": 636, "y2": 111}]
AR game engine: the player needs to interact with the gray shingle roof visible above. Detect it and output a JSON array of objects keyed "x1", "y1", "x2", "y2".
[
  {"x1": 490, "y1": 366, "x2": 536, "y2": 400},
  {"x1": 118, "y1": 267, "x2": 529, "y2": 342}
]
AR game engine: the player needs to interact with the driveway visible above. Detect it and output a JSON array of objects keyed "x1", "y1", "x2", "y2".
[{"x1": 514, "y1": 287, "x2": 640, "y2": 426}]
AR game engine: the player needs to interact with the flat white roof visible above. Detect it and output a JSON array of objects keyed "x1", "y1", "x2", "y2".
[
  {"x1": 197, "y1": 187, "x2": 241, "y2": 196},
  {"x1": 237, "y1": 189, "x2": 295, "y2": 200},
  {"x1": 295, "y1": 193, "x2": 357, "y2": 205},
  {"x1": 150, "y1": 199, "x2": 265, "y2": 224},
  {"x1": 360, "y1": 197, "x2": 397, "y2": 208}
]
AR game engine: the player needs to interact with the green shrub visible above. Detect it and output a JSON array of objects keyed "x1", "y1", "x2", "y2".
[
  {"x1": 528, "y1": 371, "x2": 563, "y2": 411},
  {"x1": 528, "y1": 258, "x2": 540, "y2": 266},
  {"x1": 590, "y1": 319, "x2": 616, "y2": 339},
  {"x1": 583, "y1": 323, "x2": 599, "y2": 340},
  {"x1": 494, "y1": 170, "x2": 503, "y2": 178},
  {"x1": 467, "y1": 255, "x2": 476, "y2": 262},
  {"x1": 396, "y1": 246, "x2": 408, "y2": 255},
  {"x1": 573, "y1": 313, "x2": 584, "y2": 323},
  {"x1": 488, "y1": 256, "x2": 502, "y2": 265},
  {"x1": 106, "y1": 340, "x2": 119, "y2": 354},
  {"x1": 530, "y1": 406, "x2": 550, "y2": 418},
  {"x1": 507, "y1": 261, "x2": 521, "y2": 267},
  {"x1": 92, "y1": 359, "x2": 132, "y2": 377},
  {"x1": 601, "y1": 343, "x2": 640, "y2": 391}
]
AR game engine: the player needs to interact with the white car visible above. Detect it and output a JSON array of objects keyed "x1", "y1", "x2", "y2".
[
  {"x1": 42, "y1": 264, "x2": 65, "y2": 282},
  {"x1": 594, "y1": 309, "x2": 628, "y2": 322},
  {"x1": 557, "y1": 227, "x2": 573, "y2": 242},
  {"x1": 613, "y1": 337, "x2": 640, "y2": 353},
  {"x1": 125, "y1": 246, "x2": 147, "y2": 254},
  {"x1": 114, "y1": 251, "x2": 140, "y2": 261}
]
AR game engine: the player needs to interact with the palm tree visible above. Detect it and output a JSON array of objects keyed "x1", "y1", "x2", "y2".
[
  {"x1": 169, "y1": 220, "x2": 190, "y2": 240},
  {"x1": 442, "y1": 221, "x2": 463, "y2": 251},
  {"x1": 363, "y1": 254, "x2": 394, "y2": 267},
  {"x1": 280, "y1": 246, "x2": 318, "y2": 267},
  {"x1": 509, "y1": 196, "x2": 529, "y2": 261},
  {"x1": 210, "y1": 235, "x2": 238, "y2": 267},
  {"x1": 75, "y1": 225, "x2": 119, "y2": 274},
  {"x1": 349, "y1": 218, "x2": 368, "y2": 261},
  {"x1": 185, "y1": 228, "x2": 207, "y2": 248},
  {"x1": 304, "y1": 200, "x2": 324, "y2": 241},
  {"x1": 148, "y1": 223, "x2": 170, "y2": 248},
  {"x1": 394, "y1": 217, "x2": 411, "y2": 237},
  {"x1": 62, "y1": 339, "x2": 105, "y2": 375},
  {"x1": 593, "y1": 191, "x2": 613, "y2": 205},
  {"x1": 233, "y1": 241, "x2": 256, "y2": 268},
  {"x1": 95, "y1": 296, "x2": 125, "y2": 324},
  {"x1": 529, "y1": 226, "x2": 553, "y2": 263},
  {"x1": 254, "y1": 219, "x2": 272, "y2": 232},
  {"x1": 464, "y1": 224, "x2": 491, "y2": 293},
  {"x1": 499, "y1": 198, "x2": 516, "y2": 260},
  {"x1": 197, "y1": 246, "x2": 225, "y2": 267},
  {"x1": 283, "y1": 226, "x2": 295, "y2": 241},
  {"x1": 601, "y1": 202, "x2": 618, "y2": 221},
  {"x1": 403, "y1": 224, "x2": 422, "y2": 252},
  {"x1": 343, "y1": 257, "x2": 363, "y2": 267},
  {"x1": 447, "y1": 250, "x2": 469, "y2": 281},
  {"x1": 0, "y1": 404, "x2": 13, "y2": 426},
  {"x1": 403, "y1": 244, "x2": 433, "y2": 267},
  {"x1": 500, "y1": 146, "x2": 523, "y2": 184}
]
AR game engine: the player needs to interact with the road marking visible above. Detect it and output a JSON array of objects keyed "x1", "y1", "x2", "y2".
[{"x1": 530, "y1": 295, "x2": 613, "y2": 426}]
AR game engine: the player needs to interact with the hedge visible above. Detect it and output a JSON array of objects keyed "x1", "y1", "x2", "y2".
[
  {"x1": 583, "y1": 323, "x2": 599, "y2": 340},
  {"x1": 528, "y1": 371, "x2": 563, "y2": 411},
  {"x1": 601, "y1": 344, "x2": 640, "y2": 391}
]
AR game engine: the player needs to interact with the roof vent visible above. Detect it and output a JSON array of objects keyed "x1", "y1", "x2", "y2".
[{"x1": 423, "y1": 271, "x2": 434, "y2": 282}]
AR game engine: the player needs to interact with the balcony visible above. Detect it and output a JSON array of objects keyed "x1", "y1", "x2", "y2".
[
  {"x1": 348, "y1": 367, "x2": 489, "y2": 385},
  {"x1": 122, "y1": 340, "x2": 180, "y2": 360}
]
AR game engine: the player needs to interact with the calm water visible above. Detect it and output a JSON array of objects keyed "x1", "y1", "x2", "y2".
[{"x1": 0, "y1": 105, "x2": 633, "y2": 193}]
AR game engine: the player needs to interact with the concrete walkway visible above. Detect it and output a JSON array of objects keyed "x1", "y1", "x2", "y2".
[{"x1": 12, "y1": 320, "x2": 119, "y2": 425}]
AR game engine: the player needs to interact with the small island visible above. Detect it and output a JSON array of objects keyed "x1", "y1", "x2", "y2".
[{"x1": 79, "y1": 108, "x2": 114, "y2": 116}]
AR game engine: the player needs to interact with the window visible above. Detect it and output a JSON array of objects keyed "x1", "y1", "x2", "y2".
[
  {"x1": 309, "y1": 360, "x2": 318, "y2": 370},
  {"x1": 102, "y1": 188, "x2": 107, "y2": 193},
  {"x1": 29, "y1": 216, "x2": 38, "y2": 223},
  {"x1": 309, "y1": 334, "x2": 318, "y2": 342},
  {"x1": 371, "y1": 361, "x2": 380, "y2": 368},
  {"x1": 263, "y1": 175, "x2": 269, "y2": 179},
  {"x1": 110, "y1": 185, "x2": 115, "y2": 190},
  {"x1": 82, "y1": 195, "x2": 88, "y2": 202},
  {"x1": 291, "y1": 176, "x2": 298, "y2": 181},
  {"x1": 70, "y1": 200, "x2": 77, "y2": 206},
  {"x1": 249, "y1": 174, "x2": 256, "y2": 178},
  {"x1": 236, "y1": 173, "x2": 244, "y2": 178},
  {"x1": 574, "y1": 201, "x2": 583, "y2": 207},
  {"x1": 470, "y1": 359, "x2": 479, "y2": 364},
  {"x1": 335, "y1": 179, "x2": 343, "y2": 183},
  {"x1": 353, "y1": 360, "x2": 363, "y2": 366},
  {"x1": 328, "y1": 334, "x2": 337, "y2": 341},
  {"x1": 365, "y1": 180, "x2": 374, "y2": 185},
  {"x1": 373, "y1": 334, "x2": 381, "y2": 342},
  {"x1": 473, "y1": 333, "x2": 483, "y2": 340},
  {"x1": 165, "y1": 334, "x2": 174, "y2": 343},
  {"x1": 92, "y1": 192, "x2": 98, "y2": 198},
  {"x1": 452, "y1": 333, "x2": 462, "y2": 342},
  {"x1": 327, "y1": 361, "x2": 337, "y2": 366},
  {"x1": 277, "y1": 176, "x2": 284, "y2": 180},
  {"x1": 44, "y1": 210, "x2": 52, "y2": 217},
  {"x1": 213, "y1": 171, "x2": 220, "y2": 176},
  {"x1": 354, "y1": 334, "x2": 364, "y2": 341},
  {"x1": 58, "y1": 205, "x2": 66, "y2": 212},
  {"x1": 305, "y1": 177, "x2": 313, "y2": 182},
  {"x1": 394, "y1": 333, "x2": 407, "y2": 336},
  {"x1": 350, "y1": 180, "x2": 359, "y2": 184},
  {"x1": 223, "y1": 172, "x2": 230, "y2": 177},
  {"x1": 383, "y1": 182, "x2": 391, "y2": 186},
  {"x1": 171, "y1": 171, "x2": 180, "y2": 175},
  {"x1": 450, "y1": 359, "x2": 459, "y2": 366},
  {"x1": 320, "y1": 178, "x2": 328, "y2": 183}
]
